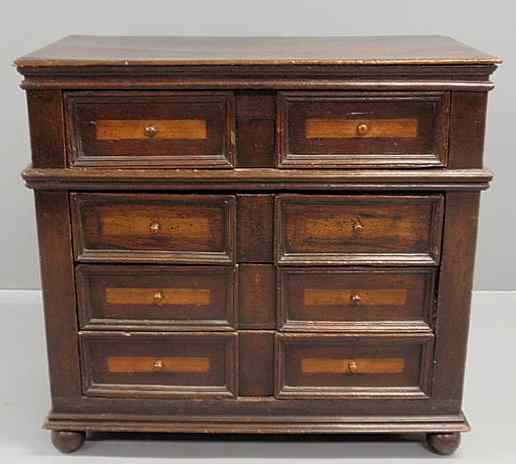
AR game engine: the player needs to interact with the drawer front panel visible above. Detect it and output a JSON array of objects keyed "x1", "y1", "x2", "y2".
[
  {"x1": 275, "y1": 333, "x2": 433, "y2": 399},
  {"x1": 71, "y1": 193, "x2": 236, "y2": 264},
  {"x1": 276, "y1": 194, "x2": 443, "y2": 265},
  {"x1": 65, "y1": 91, "x2": 235, "y2": 167},
  {"x1": 80, "y1": 332, "x2": 238, "y2": 398},
  {"x1": 278, "y1": 91, "x2": 449, "y2": 168},
  {"x1": 77, "y1": 265, "x2": 236, "y2": 331},
  {"x1": 278, "y1": 268, "x2": 435, "y2": 332}
]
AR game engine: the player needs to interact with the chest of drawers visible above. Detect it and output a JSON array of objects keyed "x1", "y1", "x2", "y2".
[{"x1": 16, "y1": 35, "x2": 500, "y2": 455}]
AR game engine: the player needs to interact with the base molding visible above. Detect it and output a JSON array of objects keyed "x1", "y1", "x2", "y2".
[{"x1": 44, "y1": 413, "x2": 470, "y2": 435}]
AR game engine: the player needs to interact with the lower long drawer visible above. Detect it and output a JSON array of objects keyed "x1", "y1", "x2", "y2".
[
  {"x1": 80, "y1": 332, "x2": 238, "y2": 399},
  {"x1": 275, "y1": 333, "x2": 434, "y2": 400}
]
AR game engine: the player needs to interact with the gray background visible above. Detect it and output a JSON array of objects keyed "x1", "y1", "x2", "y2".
[{"x1": 1, "y1": 0, "x2": 514, "y2": 290}]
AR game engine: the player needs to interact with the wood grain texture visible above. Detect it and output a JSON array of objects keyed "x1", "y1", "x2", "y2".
[
  {"x1": 76, "y1": 264, "x2": 236, "y2": 331},
  {"x1": 239, "y1": 331, "x2": 274, "y2": 396},
  {"x1": 275, "y1": 333, "x2": 434, "y2": 399},
  {"x1": 305, "y1": 118, "x2": 417, "y2": 139},
  {"x1": 26, "y1": 90, "x2": 66, "y2": 168},
  {"x1": 238, "y1": 264, "x2": 276, "y2": 329},
  {"x1": 65, "y1": 91, "x2": 235, "y2": 168},
  {"x1": 34, "y1": 192, "x2": 82, "y2": 400},
  {"x1": 278, "y1": 267, "x2": 435, "y2": 332},
  {"x1": 15, "y1": 35, "x2": 501, "y2": 67},
  {"x1": 96, "y1": 119, "x2": 208, "y2": 140},
  {"x1": 301, "y1": 357, "x2": 405, "y2": 374},
  {"x1": 107, "y1": 356, "x2": 210, "y2": 373},
  {"x1": 448, "y1": 92, "x2": 488, "y2": 168},
  {"x1": 276, "y1": 194, "x2": 444, "y2": 265},
  {"x1": 237, "y1": 195, "x2": 274, "y2": 262},
  {"x1": 278, "y1": 92, "x2": 450, "y2": 168},
  {"x1": 80, "y1": 331, "x2": 238, "y2": 398},
  {"x1": 70, "y1": 193, "x2": 236, "y2": 264}
]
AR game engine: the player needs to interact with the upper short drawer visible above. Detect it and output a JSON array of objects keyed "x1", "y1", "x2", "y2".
[
  {"x1": 65, "y1": 91, "x2": 236, "y2": 168},
  {"x1": 71, "y1": 193, "x2": 236, "y2": 264},
  {"x1": 276, "y1": 194, "x2": 443, "y2": 266},
  {"x1": 277, "y1": 91, "x2": 450, "y2": 168}
]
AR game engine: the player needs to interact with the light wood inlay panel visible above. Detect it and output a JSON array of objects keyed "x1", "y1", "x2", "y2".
[
  {"x1": 304, "y1": 289, "x2": 408, "y2": 307},
  {"x1": 96, "y1": 119, "x2": 208, "y2": 140},
  {"x1": 101, "y1": 214, "x2": 211, "y2": 239},
  {"x1": 107, "y1": 356, "x2": 210, "y2": 373},
  {"x1": 302, "y1": 357, "x2": 405, "y2": 375},
  {"x1": 105, "y1": 288, "x2": 211, "y2": 306},
  {"x1": 306, "y1": 118, "x2": 418, "y2": 139}
]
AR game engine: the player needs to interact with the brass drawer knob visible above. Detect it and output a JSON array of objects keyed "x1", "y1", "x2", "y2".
[
  {"x1": 356, "y1": 123, "x2": 369, "y2": 136},
  {"x1": 348, "y1": 360, "x2": 358, "y2": 374},
  {"x1": 149, "y1": 222, "x2": 161, "y2": 234},
  {"x1": 153, "y1": 290, "x2": 164, "y2": 305},
  {"x1": 144, "y1": 125, "x2": 159, "y2": 138},
  {"x1": 352, "y1": 219, "x2": 364, "y2": 232},
  {"x1": 351, "y1": 294, "x2": 361, "y2": 306},
  {"x1": 152, "y1": 359, "x2": 163, "y2": 369}
]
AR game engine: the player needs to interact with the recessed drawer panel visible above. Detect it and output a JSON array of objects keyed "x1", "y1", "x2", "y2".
[
  {"x1": 275, "y1": 333, "x2": 433, "y2": 399},
  {"x1": 278, "y1": 91, "x2": 449, "y2": 168},
  {"x1": 65, "y1": 91, "x2": 235, "y2": 167},
  {"x1": 278, "y1": 268, "x2": 435, "y2": 332},
  {"x1": 80, "y1": 332, "x2": 238, "y2": 398},
  {"x1": 276, "y1": 194, "x2": 443, "y2": 265},
  {"x1": 76, "y1": 265, "x2": 236, "y2": 331},
  {"x1": 71, "y1": 193, "x2": 235, "y2": 264}
]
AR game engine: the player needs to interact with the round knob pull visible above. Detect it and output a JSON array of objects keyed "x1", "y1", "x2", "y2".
[
  {"x1": 356, "y1": 123, "x2": 369, "y2": 136},
  {"x1": 152, "y1": 359, "x2": 163, "y2": 370},
  {"x1": 149, "y1": 222, "x2": 161, "y2": 234},
  {"x1": 352, "y1": 219, "x2": 364, "y2": 233},
  {"x1": 351, "y1": 294, "x2": 361, "y2": 306},
  {"x1": 153, "y1": 290, "x2": 164, "y2": 305},
  {"x1": 144, "y1": 125, "x2": 159, "y2": 138},
  {"x1": 348, "y1": 360, "x2": 358, "y2": 374}
]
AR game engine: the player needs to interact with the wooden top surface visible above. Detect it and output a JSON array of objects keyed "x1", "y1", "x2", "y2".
[{"x1": 15, "y1": 35, "x2": 501, "y2": 67}]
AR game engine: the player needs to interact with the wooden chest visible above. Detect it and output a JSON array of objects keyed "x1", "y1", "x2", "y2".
[{"x1": 16, "y1": 35, "x2": 500, "y2": 455}]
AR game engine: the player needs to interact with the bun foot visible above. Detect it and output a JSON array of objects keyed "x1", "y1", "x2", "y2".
[
  {"x1": 51, "y1": 430, "x2": 86, "y2": 453},
  {"x1": 426, "y1": 432, "x2": 461, "y2": 455}
]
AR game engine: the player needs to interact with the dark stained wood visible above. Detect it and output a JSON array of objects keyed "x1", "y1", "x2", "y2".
[
  {"x1": 80, "y1": 331, "x2": 238, "y2": 399},
  {"x1": 276, "y1": 194, "x2": 444, "y2": 265},
  {"x1": 16, "y1": 36, "x2": 498, "y2": 452},
  {"x1": 236, "y1": 92, "x2": 275, "y2": 167},
  {"x1": 432, "y1": 192, "x2": 480, "y2": 410},
  {"x1": 278, "y1": 267, "x2": 435, "y2": 332},
  {"x1": 448, "y1": 92, "x2": 488, "y2": 168},
  {"x1": 26, "y1": 90, "x2": 66, "y2": 168},
  {"x1": 22, "y1": 167, "x2": 494, "y2": 191},
  {"x1": 15, "y1": 36, "x2": 501, "y2": 67},
  {"x1": 239, "y1": 331, "x2": 274, "y2": 396},
  {"x1": 275, "y1": 333, "x2": 434, "y2": 399},
  {"x1": 426, "y1": 432, "x2": 461, "y2": 455},
  {"x1": 238, "y1": 264, "x2": 275, "y2": 329},
  {"x1": 34, "y1": 192, "x2": 82, "y2": 399},
  {"x1": 65, "y1": 91, "x2": 235, "y2": 168},
  {"x1": 76, "y1": 265, "x2": 237, "y2": 331},
  {"x1": 237, "y1": 195, "x2": 274, "y2": 262},
  {"x1": 70, "y1": 193, "x2": 236, "y2": 264},
  {"x1": 51, "y1": 430, "x2": 85, "y2": 454},
  {"x1": 278, "y1": 91, "x2": 450, "y2": 168}
]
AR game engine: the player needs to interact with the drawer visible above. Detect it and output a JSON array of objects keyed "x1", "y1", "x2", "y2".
[
  {"x1": 71, "y1": 193, "x2": 236, "y2": 264},
  {"x1": 80, "y1": 332, "x2": 238, "y2": 398},
  {"x1": 278, "y1": 268, "x2": 435, "y2": 332},
  {"x1": 65, "y1": 91, "x2": 235, "y2": 167},
  {"x1": 76, "y1": 265, "x2": 236, "y2": 331},
  {"x1": 277, "y1": 91, "x2": 450, "y2": 168},
  {"x1": 275, "y1": 333, "x2": 433, "y2": 399},
  {"x1": 276, "y1": 194, "x2": 443, "y2": 265}
]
